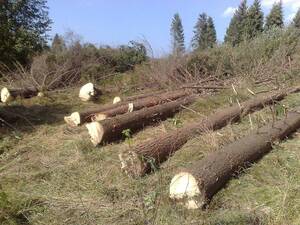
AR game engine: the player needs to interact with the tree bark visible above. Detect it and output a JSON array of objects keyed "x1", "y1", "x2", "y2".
[
  {"x1": 1, "y1": 87, "x2": 40, "y2": 103},
  {"x1": 86, "y1": 95, "x2": 197, "y2": 146},
  {"x1": 169, "y1": 108, "x2": 300, "y2": 209},
  {"x1": 119, "y1": 86, "x2": 300, "y2": 178},
  {"x1": 91, "y1": 90, "x2": 190, "y2": 121},
  {"x1": 64, "y1": 90, "x2": 191, "y2": 127}
]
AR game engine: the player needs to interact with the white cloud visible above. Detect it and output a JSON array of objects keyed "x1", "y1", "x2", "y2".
[
  {"x1": 287, "y1": 12, "x2": 296, "y2": 21},
  {"x1": 223, "y1": 7, "x2": 237, "y2": 17},
  {"x1": 262, "y1": 0, "x2": 300, "y2": 22},
  {"x1": 262, "y1": 0, "x2": 300, "y2": 10}
]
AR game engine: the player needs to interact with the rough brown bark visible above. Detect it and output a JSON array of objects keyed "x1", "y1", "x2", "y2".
[
  {"x1": 86, "y1": 96, "x2": 197, "y2": 146},
  {"x1": 169, "y1": 108, "x2": 300, "y2": 209},
  {"x1": 119, "y1": 86, "x2": 300, "y2": 177},
  {"x1": 92, "y1": 90, "x2": 190, "y2": 120},
  {"x1": 64, "y1": 90, "x2": 191, "y2": 126},
  {"x1": 1, "y1": 87, "x2": 40, "y2": 103}
]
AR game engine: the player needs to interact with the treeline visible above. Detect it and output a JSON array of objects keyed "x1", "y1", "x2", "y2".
[
  {"x1": 170, "y1": 0, "x2": 300, "y2": 54},
  {"x1": 0, "y1": 0, "x2": 148, "y2": 82},
  {"x1": 48, "y1": 33, "x2": 147, "y2": 80}
]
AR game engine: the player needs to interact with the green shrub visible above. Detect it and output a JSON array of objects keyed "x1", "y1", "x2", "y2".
[{"x1": 186, "y1": 27, "x2": 300, "y2": 81}]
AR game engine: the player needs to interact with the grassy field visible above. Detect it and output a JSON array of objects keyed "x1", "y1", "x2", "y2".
[{"x1": 1, "y1": 82, "x2": 300, "y2": 225}]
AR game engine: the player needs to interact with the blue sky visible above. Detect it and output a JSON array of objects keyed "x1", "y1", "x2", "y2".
[{"x1": 48, "y1": 0, "x2": 300, "y2": 55}]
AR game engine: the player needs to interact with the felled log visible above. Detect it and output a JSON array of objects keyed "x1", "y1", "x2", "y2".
[
  {"x1": 0, "y1": 87, "x2": 40, "y2": 103},
  {"x1": 112, "y1": 90, "x2": 165, "y2": 104},
  {"x1": 79, "y1": 83, "x2": 101, "y2": 101},
  {"x1": 91, "y1": 90, "x2": 190, "y2": 121},
  {"x1": 119, "y1": 86, "x2": 300, "y2": 177},
  {"x1": 169, "y1": 108, "x2": 300, "y2": 209},
  {"x1": 65, "y1": 90, "x2": 191, "y2": 127},
  {"x1": 182, "y1": 85, "x2": 227, "y2": 90},
  {"x1": 86, "y1": 96, "x2": 197, "y2": 146}
]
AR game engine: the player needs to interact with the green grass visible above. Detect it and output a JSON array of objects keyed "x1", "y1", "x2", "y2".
[{"x1": 0, "y1": 83, "x2": 300, "y2": 225}]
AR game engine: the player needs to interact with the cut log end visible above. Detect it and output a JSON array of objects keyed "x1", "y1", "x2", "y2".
[
  {"x1": 113, "y1": 96, "x2": 122, "y2": 104},
  {"x1": 86, "y1": 122, "x2": 104, "y2": 146},
  {"x1": 79, "y1": 83, "x2": 95, "y2": 101},
  {"x1": 91, "y1": 113, "x2": 107, "y2": 122},
  {"x1": 169, "y1": 172, "x2": 202, "y2": 209},
  {"x1": 1, "y1": 87, "x2": 12, "y2": 103},
  {"x1": 118, "y1": 151, "x2": 145, "y2": 178},
  {"x1": 64, "y1": 112, "x2": 81, "y2": 127}
]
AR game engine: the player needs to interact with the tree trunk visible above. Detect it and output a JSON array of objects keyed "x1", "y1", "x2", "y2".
[
  {"x1": 119, "y1": 86, "x2": 300, "y2": 178},
  {"x1": 112, "y1": 91, "x2": 165, "y2": 105},
  {"x1": 1, "y1": 87, "x2": 40, "y2": 103},
  {"x1": 169, "y1": 108, "x2": 300, "y2": 209},
  {"x1": 86, "y1": 95, "x2": 197, "y2": 146},
  {"x1": 91, "y1": 90, "x2": 190, "y2": 121},
  {"x1": 64, "y1": 90, "x2": 191, "y2": 127}
]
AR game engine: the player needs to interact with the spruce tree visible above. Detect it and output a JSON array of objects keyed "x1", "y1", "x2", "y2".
[
  {"x1": 207, "y1": 17, "x2": 217, "y2": 48},
  {"x1": 293, "y1": 8, "x2": 300, "y2": 29},
  {"x1": 224, "y1": 0, "x2": 248, "y2": 46},
  {"x1": 192, "y1": 13, "x2": 208, "y2": 50},
  {"x1": 265, "y1": 1, "x2": 284, "y2": 30},
  {"x1": 245, "y1": 0, "x2": 264, "y2": 39},
  {"x1": 225, "y1": 15, "x2": 240, "y2": 45},
  {"x1": 192, "y1": 14, "x2": 217, "y2": 50},
  {"x1": 170, "y1": 13, "x2": 185, "y2": 55}
]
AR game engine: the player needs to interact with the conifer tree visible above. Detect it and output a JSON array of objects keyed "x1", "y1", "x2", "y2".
[
  {"x1": 245, "y1": 0, "x2": 264, "y2": 39},
  {"x1": 192, "y1": 14, "x2": 217, "y2": 50},
  {"x1": 265, "y1": 1, "x2": 284, "y2": 30},
  {"x1": 207, "y1": 16, "x2": 217, "y2": 48},
  {"x1": 192, "y1": 13, "x2": 208, "y2": 50},
  {"x1": 224, "y1": 0, "x2": 248, "y2": 46},
  {"x1": 170, "y1": 13, "x2": 185, "y2": 55},
  {"x1": 225, "y1": 14, "x2": 239, "y2": 46},
  {"x1": 293, "y1": 8, "x2": 300, "y2": 29}
]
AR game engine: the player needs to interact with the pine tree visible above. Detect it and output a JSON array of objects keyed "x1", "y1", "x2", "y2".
[
  {"x1": 265, "y1": 1, "x2": 284, "y2": 30},
  {"x1": 224, "y1": 0, "x2": 248, "y2": 46},
  {"x1": 293, "y1": 8, "x2": 300, "y2": 29},
  {"x1": 207, "y1": 16, "x2": 217, "y2": 48},
  {"x1": 245, "y1": 0, "x2": 264, "y2": 39},
  {"x1": 170, "y1": 13, "x2": 185, "y2": 55}
]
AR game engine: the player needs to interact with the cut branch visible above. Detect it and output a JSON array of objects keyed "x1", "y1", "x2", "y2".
[
  {"x1": 86, "y1": 95, "x2": 197, "y2": 146},
  {"x1": 119, "y1": 86, "x2": 300, "y2": 178},
  {"x1": 169, "y1": 108, "x2": 300, "y2": 209}
]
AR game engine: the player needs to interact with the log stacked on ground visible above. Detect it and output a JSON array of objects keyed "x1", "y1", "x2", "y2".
[
  {"x1": 86, "y1": 95, "x2": 197, "y2": 146},
  {"x1": 1, "y1": 87, "x2": 40, "y2": 103},
  {"x1": 119, "y1": 86, "x2": 300, "y2": 178},
  {"x1": 64, "y1": 90, "x2": 191, "y2": 127},
  {"x1": 169, "y1": 108, "x2": 300, "y2": 209}
]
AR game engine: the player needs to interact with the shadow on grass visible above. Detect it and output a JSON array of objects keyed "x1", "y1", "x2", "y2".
[{"x1": 0, "y1": 103, "x2": 72, "y2": 135}]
